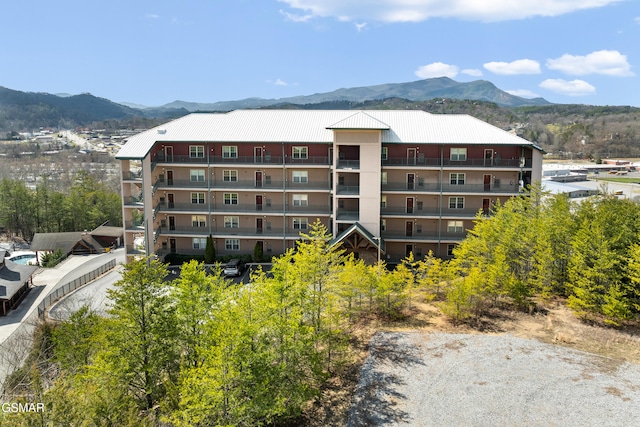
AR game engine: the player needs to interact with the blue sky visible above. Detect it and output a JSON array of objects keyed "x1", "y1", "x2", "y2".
[{"x1": 3, "y1": 0, "x2": 638, "y2": 106}]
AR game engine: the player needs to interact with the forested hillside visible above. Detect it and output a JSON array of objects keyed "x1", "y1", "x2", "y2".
[{"x1": 0, "y1": 86, "x2": 187, "y2": 132}]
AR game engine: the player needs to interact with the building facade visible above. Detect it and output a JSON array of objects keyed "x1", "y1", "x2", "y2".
[{"x1": 116, "y1": 110, "x2": 543, "y2": 263}]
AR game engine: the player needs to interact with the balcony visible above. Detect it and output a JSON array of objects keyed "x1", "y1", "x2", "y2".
[
  {"x1": 336, "y1": 185, "x2": 360, "y2": 195},
  {"x1": 380, "y1": 206, "x2": 484, "y2": 218},
  {"x1": 154, "y1": 202, "x2": 331, "y2": 215},
  {"x1": 337, "y1": 159, "x2": 360, "y2": 169},
  {"x1": 382, "y1": 157, "x2": 532, "y2": 168},
  {"x1": 125, "y1": 245, "x2": 146, "y2": 255},
  {"x1": 154, "y1": 178, "x2": 210, "y2": 191},
  {"x1": 125, "y1": 221, "x2": 145, "y2": 231},
  {"x1": 153, "y1": 178, "x2": 332, "y2": 192},
  {"x1": 123, "y1": 195, "x2": 144, "y2": 206},
  {"x1": 155, "y1": 225, "x2": 307, "y2": 238},
  {"x1": 336, "y1": 210, "x2": 359, "y2": 221},
  {"x1": 122, "y1": 170, "x2": 143, "y2": 181},
  {"x1": 155, "y1": 202, "x2": 210, "y2": 213},
  {"x1": 381, "y1": 182, "x2": 520, "y2": 193},
  {"x1": 381, "y1": 231, "x2": 467, "y2": 241},
  {"x1": 151, "y1": 153, "x2": 331, "y2": 167}
]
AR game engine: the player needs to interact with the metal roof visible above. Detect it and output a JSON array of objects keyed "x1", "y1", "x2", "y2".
[
  {"x1": 0, "y1": 259, "x2": 38, "y2": 300},
  {"x1": 116, "y1": 110, "x2": 540, "y2": 160}
]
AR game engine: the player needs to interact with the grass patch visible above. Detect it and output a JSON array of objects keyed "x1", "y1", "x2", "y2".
[{"x1": 593, "y1": 177, "x2": 640, "y2": 184}]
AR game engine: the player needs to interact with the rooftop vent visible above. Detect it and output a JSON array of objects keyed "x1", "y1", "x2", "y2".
[{"x1": 157, "y1": 129, "x2": 167, "y2": 134}]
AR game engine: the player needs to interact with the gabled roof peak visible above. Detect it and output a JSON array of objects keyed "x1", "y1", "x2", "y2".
[{"x1": 326, "y1": 111, "x2": 390, "y2": 130}]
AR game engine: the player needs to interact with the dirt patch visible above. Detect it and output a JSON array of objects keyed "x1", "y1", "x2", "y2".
[{"x1": 302, "y1": 298, "x2": 640, "y2": 426}]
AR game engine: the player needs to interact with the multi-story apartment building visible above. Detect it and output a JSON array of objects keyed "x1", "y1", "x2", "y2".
[{"x1": 116, "y1": 110, "x2": 542, "y2": 263}]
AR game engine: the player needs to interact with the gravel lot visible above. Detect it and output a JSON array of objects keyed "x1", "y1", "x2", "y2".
[{"x1": 347, "y1": 332, "x2": 640, "y2": 427}]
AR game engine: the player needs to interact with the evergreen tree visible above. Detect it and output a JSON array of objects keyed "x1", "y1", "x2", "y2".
[
  {"x1": 205, "y1": 234, "x2": 215, "y2": 263},
  {"x1": 105, "y1": 257, "x2": 178, "y2": 413}
]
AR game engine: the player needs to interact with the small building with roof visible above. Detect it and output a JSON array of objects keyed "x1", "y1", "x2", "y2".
[
  {"x1": 0, "y1": 250, "x2": 38, "y2": 316},
  {"x1": 29, "y1": 224, "x2": 123, "y2": 263}
]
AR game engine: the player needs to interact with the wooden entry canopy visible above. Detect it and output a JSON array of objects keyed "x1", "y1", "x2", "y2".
[{"x1": 330, "y1": 223, "x2": 385, "y2": 262}]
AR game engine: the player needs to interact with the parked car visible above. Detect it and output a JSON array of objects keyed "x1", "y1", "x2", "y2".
[{"x1": 223, "y1": 259, "x2": 245, "y2": 277}]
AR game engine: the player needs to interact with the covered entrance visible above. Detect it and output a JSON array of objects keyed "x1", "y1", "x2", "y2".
[{"x1": 329, "y1": 222, "x2": 385, "y2": 265}]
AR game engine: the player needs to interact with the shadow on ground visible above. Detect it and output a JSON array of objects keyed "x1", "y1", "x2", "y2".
[{"x1": 347, "y1": 333, "x2": 425, "y2": 426}]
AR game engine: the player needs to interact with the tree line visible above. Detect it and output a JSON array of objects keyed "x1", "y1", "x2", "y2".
[
  {"x1": 0, "y1": 170, "x2": 122, "y2": 242},
  {"x1": 4, "y1": 188, "x2": 640, "y2": 425},
  {"x1": 444, "y1": 184, "x2": 640, "y2": 324}
]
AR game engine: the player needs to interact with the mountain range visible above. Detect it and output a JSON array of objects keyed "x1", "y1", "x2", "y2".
[
  {"x1": 0, "y1": 77, "x2": 550, "y2": 132},
  {"x1": 154, "y1": 77, "x2": 551, "y2": 112}
]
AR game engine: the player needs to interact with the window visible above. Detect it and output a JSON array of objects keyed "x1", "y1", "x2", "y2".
[
  {"x1": 381, "y1": 171, "x2": 387, "y2": 185},
  {"x1": 450, "y1": 173, "x2": 465, "y2": 185},
  {"x1": 224, "y1": 216, "x2": 239, "y2": 228},
  {"x1": 381, "y1": 219, "x2": 386, "y2": 231},
  {"x1": 225, "y1": 239, "x2": 240, "y2": 251},
  {"x1": 381, "y1": 147, "x2": 388, "y2": 160},
  {"x1": 447, "y1": 244, "x2": 456, "y2": 257},
  {"x1": 292, "y1": 171, "x2": 308, "y2": 183},
  {"x1": 223, "y1": 170, "x2": 238, "y2": 182},
  {"x1": 191, "y1": 215, "x2": 206, "y2": 227},
  {"x1": 292, "y1": 146, "x2": 308, "y2": 159},
  {"x1": 293, "y1": 217, "x2": 308, "y2": 230},
  {"x1": 447, "y1": 220, "x2": 464, "y2": 233},
  {"x1": 222, "y1": 146, "x2": 238, "y2": 158},
  {"x1": 449, "y1": 197, "x2": 464, "y2": 209},
  {"x1": 190, "y1": 169, "x2": 205, "y2": 182},
  {"x1": 192, "y1": 238, "x2": 207, "y2": 249},
  {"x1": 292, "y1": 194, "x2": 308, "y2": 207},
  {"x1": 381, "y1": 195, "x2": 387, "y2": 208},
  {"x1": 450, "y1": 148, "x2": 467, "y2": 161},
  {"x1": 191, "y1": 192, "x2": 205, "y2": 204},
  {"x1": 224, "y1": 193, "x2": 238, "y2": 205},
  {"x1": 190, "y1": 146, "x2": 204, "y2": 158}
]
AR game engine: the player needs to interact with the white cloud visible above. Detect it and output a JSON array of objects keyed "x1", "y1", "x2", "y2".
[
  {"x1": 355, "y1": 22, "x2": 367, "y2": 31},
  {"x1": 539, "y1": 79, "x2": 596, "y2": 96},
  {"x1": 280, "y1": 9, "x2": 314, "y2": 22},
  {"x1": 546, "y1": 50, "x2": 634, "y2": 76},
  {"x1": 484, "y1": 59, "x2": 541, "y2": 75},
  {"x1": 506, "y1": 89, "x2": 541, "y2": 98},
  {"x1": 277, "y1": 0, "x2": 623, "y2": 23},
  {"x1": 461, "y1": 68, "x2": 483, "y2": 77},
  {"x1": 146, "y1": 14, "x2": 160, "y2": 19},
  {"x1": 415, "y1": 62, "x2": 459, "y2": 79}
]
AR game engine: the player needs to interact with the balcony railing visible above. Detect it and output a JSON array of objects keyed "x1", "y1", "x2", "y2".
[
  {"x1": 382, "y1": 157, "x2": 533, "y2": 168},
  {"x1": 152, "y1": 153, "x2": 331, "y2": 166},
  {"x1": 154, "y1": 178, "x2": 332, "y2": 192},
  {"x1": 155, "y1": 225, "x2": 307, "y2": 238},
  {"x1": 337, "y1": 159, "x2": 360, "y2": 169},
  {"x1": 125, "y1": 221, "x2": 145, "y2": 231},
  {"x1": 122, "y1": 170, "x2": 143, "y2": 181},
  {"x1": 381, "y1": 231, "x2": 467, "y2": 241},
  {"x1": 336, "y1": 185, "x2": 360, "y2": 195},
  {"x1": 154, "y1": 202, "x2": 331, "y2": 215},
  {"x1": 380, "y1": 206, "x2": 484, "y2": 217},
  {"x1": 336, "y1": 210, "x2": 359, "y2": 221},
  {"x1": 381, "y1": 182, "x2": 520, "y2": 193},
  {"x1": 123, "y1": 195, "x2": 144, "y2": 206},
  {"x1": 125, "y1": 245, "x2": 146, "y2": 255}
]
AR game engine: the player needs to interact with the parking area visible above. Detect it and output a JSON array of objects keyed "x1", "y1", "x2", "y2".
[{"x1": 165, "y1": 263, "x2": 273, "y2": 285}]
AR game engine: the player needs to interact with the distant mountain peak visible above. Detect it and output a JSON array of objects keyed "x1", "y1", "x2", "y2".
[{"x1": 157, "y1": 77, "x2": 551, "y2": 112}]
